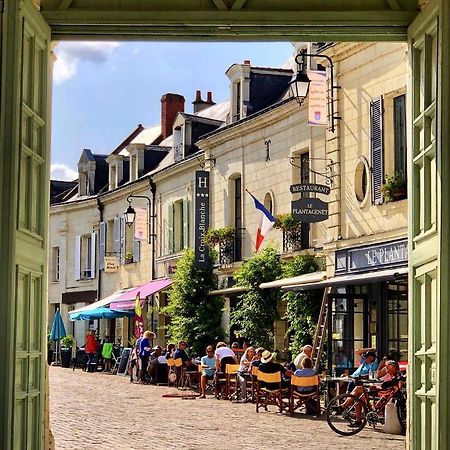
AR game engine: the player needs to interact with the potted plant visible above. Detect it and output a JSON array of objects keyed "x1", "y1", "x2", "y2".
[
  {"x1": 380, "y1": 172, "x2": 407, "y2": 202},
  {"x1": 204, "y1": 226, "x2": 236, "y2": 247},
  {"x1": 274, "y1": 213, "x2": 300, "y2": 232},
  {"x1": 124, "y1": 251, "x2": 133, "y2": 264},
  {"x1": 60, "y1": 335, "x2": 76, "y2": 368}
]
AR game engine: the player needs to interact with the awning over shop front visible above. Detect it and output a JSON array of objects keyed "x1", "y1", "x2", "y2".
[
  {"x1": 109, "y1": 278, "x2": 172, "y2": 310},
  {"x1": 281, "y1": 266, "x2": 408, "y2": 292},
  {"x1": 70, "y1": 307, "x2": 135, "y2": 321},
  {"x1": 69, "y1": 290, "x2": 132, "y2": 316},
  {"x1": 207, "y1": 286, "x2": 250, "y2": 296},
  {"x1": 259, "y1": 271, "x2": 327, "y2": 290}
]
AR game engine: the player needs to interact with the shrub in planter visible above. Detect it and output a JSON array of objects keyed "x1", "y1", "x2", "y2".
[
  {"x1": 381, "y1": 172, "x2": 407, "y2": 202},
  {"x1": 60, "y1": 335, "x2": 76, "y2": 368},
  {"x1": 274, "y1": 213, "x2": 301, "y2": 231},
  {"x1": 204, "y1": 226, "x2": 236, "y2": 247}
]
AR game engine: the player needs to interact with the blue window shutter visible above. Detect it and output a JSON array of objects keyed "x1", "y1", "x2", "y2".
[
  {"x1": 370, "y1": 96, "x2": 384, "y2": 205},
  {"x1": 99, "y1": 222, "x2": 106, "y2": 270},
  {"x1": 133, "y1": 239, "x2": 140, "y2": 263}
]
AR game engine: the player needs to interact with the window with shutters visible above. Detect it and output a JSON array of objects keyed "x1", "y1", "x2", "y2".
[
  {"x1": 370, "y1": 96, "x2": 384, "y2": 205},
  {"x1": 167, "y1": 198, "x2": 190, "y2": 254},
  {"x1": 393, "y1": 94, "x2": 407, "y2": 181},
  {"x1": 78, "y1": 233, "x2": 96, "y2": 279}
]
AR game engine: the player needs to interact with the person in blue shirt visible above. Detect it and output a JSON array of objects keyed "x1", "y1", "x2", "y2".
[
  {"x1": 139, "y1": 330, "x2": 155, "y2": 383},
  {"x1": 294, "y1": 357, "x2": 317, "y2": 393},
  {"x1": 199, "y1": 345, "x2": 216, "y2": 398},
  {"x1": 351, "y1": 348, "x2": 378, "y2": 378}
]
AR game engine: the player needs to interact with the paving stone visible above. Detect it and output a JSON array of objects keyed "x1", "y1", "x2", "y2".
[{"x1": 49, "y1": 367, "x2": 405, "y2": 450}]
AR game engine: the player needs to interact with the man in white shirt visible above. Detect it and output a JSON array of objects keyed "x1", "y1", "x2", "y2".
[
  {"x1": 294, "y1": 345, "x2": 313, "y2": 369},
  {"x1": 214, "y1": 342, "x2": 237, "y2": 372}
]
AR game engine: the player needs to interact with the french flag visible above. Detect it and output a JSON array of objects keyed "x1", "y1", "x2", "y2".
[{"x1": 247, "y1": 190, "x2": 275, "y2": 252}]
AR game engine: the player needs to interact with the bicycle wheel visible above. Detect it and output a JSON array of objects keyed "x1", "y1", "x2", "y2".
[
  {"x1": 326, "y1": 393, "x2": 368, "y2": 436},
  {"x1": 395, "y1": 392, "x2": 407, "y2": 435}
]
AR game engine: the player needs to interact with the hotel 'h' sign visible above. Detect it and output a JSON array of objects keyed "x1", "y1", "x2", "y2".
[{"x1": 194, "y1": 171, "x2": 210, "y2": 269}]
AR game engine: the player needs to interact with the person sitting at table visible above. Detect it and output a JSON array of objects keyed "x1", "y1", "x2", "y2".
[
  {"x1": 174, "y1": 340, "x2": 197, "y2": 372},
  {"x1": 238, "y1": 346, "x2": 255, "y2": 400},
  {"x1": 250, "y1": 347, "x2": 265, "y2": 369},
  {"x1": 214, "y1": 342, "x2": 238, "y2": 372},
  {"x1": 346, "y1": 348, "x2": 379, "y2": 393},
  {"x1": 165, "y1": 343, "x2": 176, "y2": 360},
  {"x1": 199, "y1": 345, "x2": 216, "y2": 398},
  {"x1": 293, "y1": 345, "x2": 313, "y2": 370},
  {"x1": 258, "y1": 350, "x2": 292, "y2": 390},
  {"x1": 343, "y1": 359, "x2": 402, "y2": 425},
  {"x1": 148, "y1": 346, "x2": 163, "y2": 383},
  {"x1": 294, "y1": 357, "x2": 317, "y2": 393}
]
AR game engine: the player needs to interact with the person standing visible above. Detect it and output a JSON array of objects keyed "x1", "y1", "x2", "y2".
[
  {"x1": 139, "y1": 330, "x2": 155, "y2": 383},
  {"x1": 84, "y1": 330, "x2": 97, "y2": 372},
  {"x1": 101, "y1": 336, "x2": 113, "y2": 373}
]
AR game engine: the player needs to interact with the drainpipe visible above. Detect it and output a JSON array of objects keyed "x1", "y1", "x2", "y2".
[
  {"x1": 149, "y1": 178, "x2": 157, "y2": 339},
  {"x1": 96, "y1": 197, "x2": 104, "y2": 335}
]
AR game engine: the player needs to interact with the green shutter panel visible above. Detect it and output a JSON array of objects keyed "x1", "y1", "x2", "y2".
[
  {"x1": 168, "y1": 203, "x2": 174, "y2": 254},
  {"x1": 183, "y1": 197, "x2": 190, "y2": 249},
  {"x1": 370, "y1": 96, "x2": 384, "y2": 205}
]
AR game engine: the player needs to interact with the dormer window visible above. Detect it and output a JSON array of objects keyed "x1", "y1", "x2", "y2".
[
  {"x1": 78, "y1": 171, "x2": 90, "y2": 196},
  {"x1": 173, "y1": 126, "x2": 184, "y2": 162},
  {"x1": 127, "y1": 143, "x2": 146, "y2": 181},
  {"x1": 226, "y1": 60, "x2": 251, "y2": 123}
]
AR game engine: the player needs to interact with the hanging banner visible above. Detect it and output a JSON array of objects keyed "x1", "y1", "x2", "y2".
[
  {"x1": 307, "y1": 70, "x2": 328, "y2": 127},
  {"x1": 134, "y1": 208, "x2": 148, "y2": 241},
  {"x1": 194, "y1": 171, "x2": 210, "y2": 269}
]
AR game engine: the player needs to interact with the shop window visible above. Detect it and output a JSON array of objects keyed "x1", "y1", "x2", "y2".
[
  {"x1": 386, "y1": 280, "x2": 408, "y2": 362},
  {"x1": 51, "y1": 247, "x2": 60, "y2": 282}
]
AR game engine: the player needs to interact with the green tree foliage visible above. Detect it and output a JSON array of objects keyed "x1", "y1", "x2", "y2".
[
  {"x1": 282, "y1": 255, "x2": 323, "y2": 357},
  {"x1": 231, "y1": 246, "x2": 283, "y2": 349},
  {"x1": 163, "y1": 248, "x2": 224, "y2": 355}
]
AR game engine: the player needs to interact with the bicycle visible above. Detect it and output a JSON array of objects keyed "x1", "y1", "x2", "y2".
[{"x1": 325, "y1": 375, "x2": 407, "y2": 436}]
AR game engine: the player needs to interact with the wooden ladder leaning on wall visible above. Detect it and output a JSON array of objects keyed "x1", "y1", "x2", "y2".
[{"x1": 312, "y1": 286, "x2": 332, "y2": 371}]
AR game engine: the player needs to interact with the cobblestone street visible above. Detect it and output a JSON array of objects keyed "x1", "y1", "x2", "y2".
[{"x1": 50, "y1": 367, "x2": 405, "y2": 450}]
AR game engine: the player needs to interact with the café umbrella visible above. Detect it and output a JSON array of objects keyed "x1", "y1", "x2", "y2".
[{"x1": 49, "y1": 309, "x2": 67, "y2": 365}]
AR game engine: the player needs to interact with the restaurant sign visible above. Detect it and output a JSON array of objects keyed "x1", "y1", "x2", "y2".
[
  {"x1": 104, "y1": 256, "x2": 119, "y2": 273},
  {"x1": 335, "y1": 238, "x2": 408, "y2": 274},
  {"x1": 290, "y1": 183, "x2": 330, "y2": 195},
  {"x1": 194, "y1": 171, "x2": 210, "y2": 269},
  {"x1": 291, "y1": 198, "x2": 329, "y2": 223}
]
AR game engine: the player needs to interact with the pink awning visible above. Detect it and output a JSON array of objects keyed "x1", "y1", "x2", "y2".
[{"x1": 110, "y1": 278, "x2": 172, "y2": 310}]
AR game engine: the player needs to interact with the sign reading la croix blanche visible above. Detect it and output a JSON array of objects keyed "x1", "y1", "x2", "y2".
[{"x1": 194, "y1": 171, "x2": 210, "y2": 269}]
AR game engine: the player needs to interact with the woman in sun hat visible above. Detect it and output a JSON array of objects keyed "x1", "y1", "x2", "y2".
[{"x1": 257, "y1": 350, "x2": 292, "y2": 390}]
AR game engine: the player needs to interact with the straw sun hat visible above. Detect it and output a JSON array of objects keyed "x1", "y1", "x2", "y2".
[{"x1": 261, "y1": 350, "x2": 274, "y2": 364}]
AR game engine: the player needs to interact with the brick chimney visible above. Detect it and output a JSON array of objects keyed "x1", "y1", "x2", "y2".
[
  {"x1": 192, "y1": 90, "x2": 216, "y2": 114},
  {"x1": 161, "y1": 93, "x2": 185, "y2": 139}
]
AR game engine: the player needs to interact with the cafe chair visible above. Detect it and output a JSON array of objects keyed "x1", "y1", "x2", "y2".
[
  {"x1": 256, "y1": 371, "x2": 289, "y2": 413},
  {"x1": 250, "y1": 366, "x2": 259, "y2": 403},
  {"x1": 289, "y1": 375, "x2": 321, "y2": 416},
  {"x1": 167, "y1": 357, "x2": 183, "y2": 388},
  {"x1": 225, "y1": 364, "x2": 241, "y2": 400},
  {"x1": 197, "y1": 364, "x2": 215, "y2": 395}
]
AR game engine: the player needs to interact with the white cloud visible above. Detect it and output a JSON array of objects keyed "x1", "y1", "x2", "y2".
[
  {"x1": 53, "y1": 41, "x2": 121, "y2": 85},
  {"x1": 51, "y1": 164, "x2": 78, "y2": 181}
]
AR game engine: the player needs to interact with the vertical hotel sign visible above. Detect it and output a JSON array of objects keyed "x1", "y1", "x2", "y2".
[
  {"x1": 307, "y1": 70, "x2": 328, "y2": 127},
  {"x1": 194, "y1": 171, "x2": 210, "y2": 268}
]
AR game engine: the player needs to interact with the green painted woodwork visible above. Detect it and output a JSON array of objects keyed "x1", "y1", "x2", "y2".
[
  {"x1": 0, "y1": 1, "x2": 51, "y2": 449},
  {"x1": 39, "y1": 0, "x2": 419, "y2": 41},
  {"x1": 0, "y1": 0, "x2": 449, "y2": 449},
  {"x1": 408, "y1": 0, "x2": 450, "y2": 448}
]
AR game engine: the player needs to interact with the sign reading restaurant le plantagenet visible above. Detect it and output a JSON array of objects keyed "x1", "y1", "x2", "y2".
[
  {"x1": 290, "y1": 183, "x2": 331, "y2": 195},
  {"x1": 291, "y1": 197, "x2": 329, "y2": 223},
  {"x1": 194, "y1": 171, "x2": 210, "y2": 269}
]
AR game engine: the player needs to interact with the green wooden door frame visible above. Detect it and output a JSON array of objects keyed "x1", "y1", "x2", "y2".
[{"x1": 2, "y1": 0, "x2": 450, "y2": 449}]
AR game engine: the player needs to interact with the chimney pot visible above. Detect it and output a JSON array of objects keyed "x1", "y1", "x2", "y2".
[
  {"x1": 244, "y1": 60, "x2": 251, "y2": 65},
  {"x1": 207, "y1": 91, "x2": 213, "y2": 103},
  {"x1": 161, "y1": 93, "x2": 185, "y2": 140},
  {"x1": 195, "y1": 90, "x2": 202, "y2": 102}
]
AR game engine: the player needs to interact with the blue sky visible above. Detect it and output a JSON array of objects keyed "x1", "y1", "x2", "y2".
[{"x1": 51, "y1": 41, "x2": 294, "y2": 180}]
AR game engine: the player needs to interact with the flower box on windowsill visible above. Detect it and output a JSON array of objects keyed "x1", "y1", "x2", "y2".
[{"x1": 124, "y1": 258, "x2": 134, "y2": 264}]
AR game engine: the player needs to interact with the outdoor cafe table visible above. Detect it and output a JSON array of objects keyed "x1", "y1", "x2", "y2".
[{"x1": 320, "y1": 376, "x2": 354, "y2": 406}]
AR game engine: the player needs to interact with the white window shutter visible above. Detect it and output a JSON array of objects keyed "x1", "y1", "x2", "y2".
[
  {"x1": 74, "y1": 235, "x2": 81, "y2": 281},
  {"x1": 99, "y1": 222, "x2": 106, "y2": 270},
  {"x1": 183, "y1": 197, "x2": 190, "y2": 249},
  {"x1": 113, "y1": 217, "x2": 120, "y2": 255},
  {"x1": 120, "y1": 216, "x2": 126, "y2": 264},
  {"x1": 90, "y1": 232, "x2": 96, "y2": 278}
]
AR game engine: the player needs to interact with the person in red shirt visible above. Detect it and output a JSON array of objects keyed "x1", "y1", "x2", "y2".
[{"x1": 85, "y1": 330, "x2": 97, "y2": 371}]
